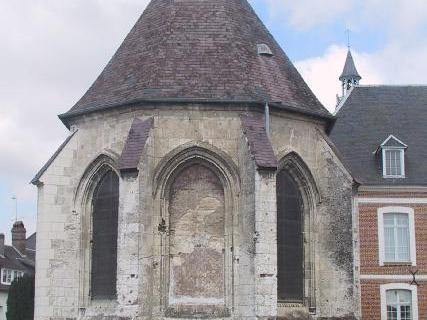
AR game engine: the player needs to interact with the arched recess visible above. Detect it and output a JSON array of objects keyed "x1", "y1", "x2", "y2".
[
  {"x1": 277, "y1": 151, "x2": 320, "y2": 310},
  {"x1": 74, "y1": 153, "x2": 121, "y2": 306},
  {"x1": 153, "y1": 143, "x2": 240, "y2": 317}
]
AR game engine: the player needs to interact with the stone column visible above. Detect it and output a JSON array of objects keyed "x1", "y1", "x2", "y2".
[
  {"x1": 254, "y1": 170, "x2": 277, "y2": 319},
  {"x1": 117, "y1": 172, "x2": 141, "y2": 316}
]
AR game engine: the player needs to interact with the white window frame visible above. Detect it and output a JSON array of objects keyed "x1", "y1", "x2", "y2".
[
  {"x1": 0, "y1": 268, "x2": 24, "y2": 285},
  {"x1": 377, "y1": 207, "x2": 416, "y2": 266},
  {"x1": 380, "y1": 283, "x2": 418, "y2": 320},
  {"x1": 382, "y1": 147, "x2": 405, "y2": 178}
]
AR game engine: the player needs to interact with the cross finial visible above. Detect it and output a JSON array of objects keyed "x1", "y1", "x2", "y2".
[{"x1": 345, "y1": 29, "x2": 351, "y2": 49}]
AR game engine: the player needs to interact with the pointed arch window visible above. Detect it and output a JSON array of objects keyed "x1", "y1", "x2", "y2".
[
  {"x1": 91, "y1": 170, "x2": 119, "y2": 300},
  {"x1": 277, "y1": 169, "x2": 304, "y2": 302}
]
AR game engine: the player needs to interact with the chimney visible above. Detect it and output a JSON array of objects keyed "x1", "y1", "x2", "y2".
[
  {"x1": 0, "y1": 233, "x2": 4, "y2": 257},
  {"x1": 11, "y1": 221, "x2": 26, "y2": 255}
]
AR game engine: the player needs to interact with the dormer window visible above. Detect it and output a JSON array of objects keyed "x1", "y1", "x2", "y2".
[
  {"x1": 378, "y1": 135, "x2": 407, "y2": 178},
  {"x1": 383, "y1": 149, "x2": 404, "y2": 177}
]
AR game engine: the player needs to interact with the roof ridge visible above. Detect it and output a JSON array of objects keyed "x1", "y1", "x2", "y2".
[
  {"x1": 11, "y1": 245, "x2": 25, "y2": 258},
  {"x1": 356, "y1": 84, "x2": 427, "y2": 88},
  {"x1": 334, "y1": 85, "x2": 355, "y2": 116}
]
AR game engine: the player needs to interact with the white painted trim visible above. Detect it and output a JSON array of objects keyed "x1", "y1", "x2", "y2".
[
  {"x1": 378, "y1": 207, "x2": 416, "y2": 266},
  {"x1": 0, "y1": 268, "x2": 24, "y2": 285},
  {"x1": 381, "y1": 135, "x2": 408, "y2": 148},
  {"x1": 11, "y1": 246, "x2": 24, "y2": 258},
  {"x1": 357, "y1": 84, "x2": 427, "y2": 88},
  {"x1": 358, "y1": 185, "x2": 427, "y2": 192},
  {"x1": 358, "y1": 198, "x2": 427, "y2": 204},
  {"x1": 334, "y1": 85, "x2": 355, "y2": 115},
  {"x1": 382, "y1": 148, "x2": 405, "y2": 178},
  {"x1": 0, "y1": 269, "x2": 4, "y2": 285},
  {"x1": 380, "y1": 283, "x2": 418, "y2": 320},
  {"x1": 361, "y1": 274, "x2": 427, "y2": 281}
]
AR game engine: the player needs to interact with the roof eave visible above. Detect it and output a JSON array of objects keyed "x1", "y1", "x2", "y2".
[
  {"x1": 31, "y1": 130, "x2": 78, "y2": 185},
  {"x1": 59, "y1": 98, "x2": 335, "y2": 129}
]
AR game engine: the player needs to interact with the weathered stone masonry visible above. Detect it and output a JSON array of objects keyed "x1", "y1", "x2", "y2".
[
  {"x1": 32, "y1": 0, "x2": 360, "y2": 319},
  {"x1": 33, "y1": 106, "x2": 359, "y2": 320}
]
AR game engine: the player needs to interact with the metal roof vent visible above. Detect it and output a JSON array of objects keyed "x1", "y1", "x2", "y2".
[{"x1": 257, "y1": 43, "x2": 273, "y2": 56}]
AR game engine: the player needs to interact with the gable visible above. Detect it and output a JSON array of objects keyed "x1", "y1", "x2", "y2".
[{"x1": 380, "y1": 135, "x2": 408, "y2": 149}]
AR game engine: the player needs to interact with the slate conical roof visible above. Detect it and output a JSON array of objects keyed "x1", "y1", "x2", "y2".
[
  {"x1": 339, "y1": 50, "x2": 361, "y2": 81},
  {"x1": 60, "y1": 0, "x2": 331, "y2": 124}
]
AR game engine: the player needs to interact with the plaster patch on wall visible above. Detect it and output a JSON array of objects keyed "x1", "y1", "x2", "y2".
[{"x1": 168, "y1": 164, "x2": 225, "y2": 306}]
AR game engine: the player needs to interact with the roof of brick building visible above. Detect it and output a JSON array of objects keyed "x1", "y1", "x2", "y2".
[
  {"x1": 0, "y1": 233, "x2": 36, "y2": 292},
  {"x1": 329, "y1": 85, "x2": 427, "y2": 186},
  {"x1": 59, "y1": 0, "x2": 330, "y2": 126}
]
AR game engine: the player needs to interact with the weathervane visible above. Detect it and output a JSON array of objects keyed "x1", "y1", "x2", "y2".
[
  {"x1": 11, "y1": 196, "x2": 18, "y2": 222},
  {"x1": 345, "y1": 28, "x2": 351, "y2": 49}
]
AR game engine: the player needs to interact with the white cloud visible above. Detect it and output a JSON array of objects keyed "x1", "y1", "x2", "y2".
[
  {"x1": 266, "y1": 0, "x2": 427, "y2": 111},
  {"x1": 1, "y1": 0, "x2": 426, "y2": 242},
  {"x1": 295, "y1": 40, "x2": 427, "y2": 112},
  {"x1": 0, "y1": 0, "x2": 149, "y2": 240},
  {"x1": 264, "y1": 0, "x2": 427, "y2": 33},
  {"x1": 265, "y1": 0, "x2": 352, "y2": 30},
  {"x1": 295, "y1": 45, "x2": 383, "y2": 111}
]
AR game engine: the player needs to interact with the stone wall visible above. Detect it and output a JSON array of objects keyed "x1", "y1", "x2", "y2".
[{"x1": 34, "y1": 104, "x2": 359, "y2": 320}]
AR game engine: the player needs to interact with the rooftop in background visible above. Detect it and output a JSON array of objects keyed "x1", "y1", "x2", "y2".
[
  {"x1": 0, "y1": 224, "x2": 36, "y2": 292},
  {"x1": 329, "y1": 85, "x2": 427, "y2": 186},
  {"x1": 59, "y1": 0, "x2": 330, "y2": 126}
]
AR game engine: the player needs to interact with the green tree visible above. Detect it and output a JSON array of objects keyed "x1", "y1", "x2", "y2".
[{"x1": 6, "y1": 274, "x2": 35, "y2": 320}]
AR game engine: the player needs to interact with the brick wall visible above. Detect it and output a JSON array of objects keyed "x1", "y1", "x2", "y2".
[
  {"x1": 358, "y1": 192, "x2": 427, "y2": 319},
  {"x1": 361, "y1": 281, "x2": 427, "y2": 320},
  {"x1": 359, "y1": 202, "x2": 427, "y2": 274}
]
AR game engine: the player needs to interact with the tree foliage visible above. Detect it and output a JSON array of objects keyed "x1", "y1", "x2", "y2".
[{"x1": 6, "y1": 274, "x2": 35, "y2": 320}]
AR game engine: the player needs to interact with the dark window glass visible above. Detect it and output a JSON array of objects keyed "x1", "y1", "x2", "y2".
[
  {"x1": 277, "y1": 169, "x2": 304, "y2": 302},
  {"x1": 91, "y1": 170, "x2": 119, "y2": 300}
]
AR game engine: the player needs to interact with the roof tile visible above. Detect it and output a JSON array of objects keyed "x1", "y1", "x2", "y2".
[
  {"x1": 240, "y1": 114, "x2": 278, "y2": 170},
  {"x1": 330, "y1": 86, "x2": 427, "y2": 185},
  {"x1": 118, "y1": 117, "x2": 154, "y2": 172},
  {"x1": 60, "y1": 0, "x2": 329, "y2": 123}
]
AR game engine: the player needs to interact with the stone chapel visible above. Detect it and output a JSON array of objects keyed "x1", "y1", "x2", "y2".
[{"x1": 32, "y1": 0, "x2": 359, "y2": 319}]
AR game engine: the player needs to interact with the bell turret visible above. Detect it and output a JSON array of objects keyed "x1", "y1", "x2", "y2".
[{"x1": 339, "y1": 49, "x2": 362, "y2": 97}]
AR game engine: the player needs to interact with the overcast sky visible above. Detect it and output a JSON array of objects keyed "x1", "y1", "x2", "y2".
[{"x1": 1, "y1": 0, "x2": 426, "y2": 242}]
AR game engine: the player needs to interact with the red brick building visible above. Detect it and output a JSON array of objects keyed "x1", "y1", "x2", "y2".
[{"x1": 330, "y1": 71, "x2": 427, "y2": 320}]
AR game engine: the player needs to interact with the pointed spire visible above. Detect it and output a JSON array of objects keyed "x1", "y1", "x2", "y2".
[
  {"x1": 337, "y1": 48, "x2": 362, "y2": 102},
  {"x1": 339, "y1": 50, "x2": 361, "y2": 82}
]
